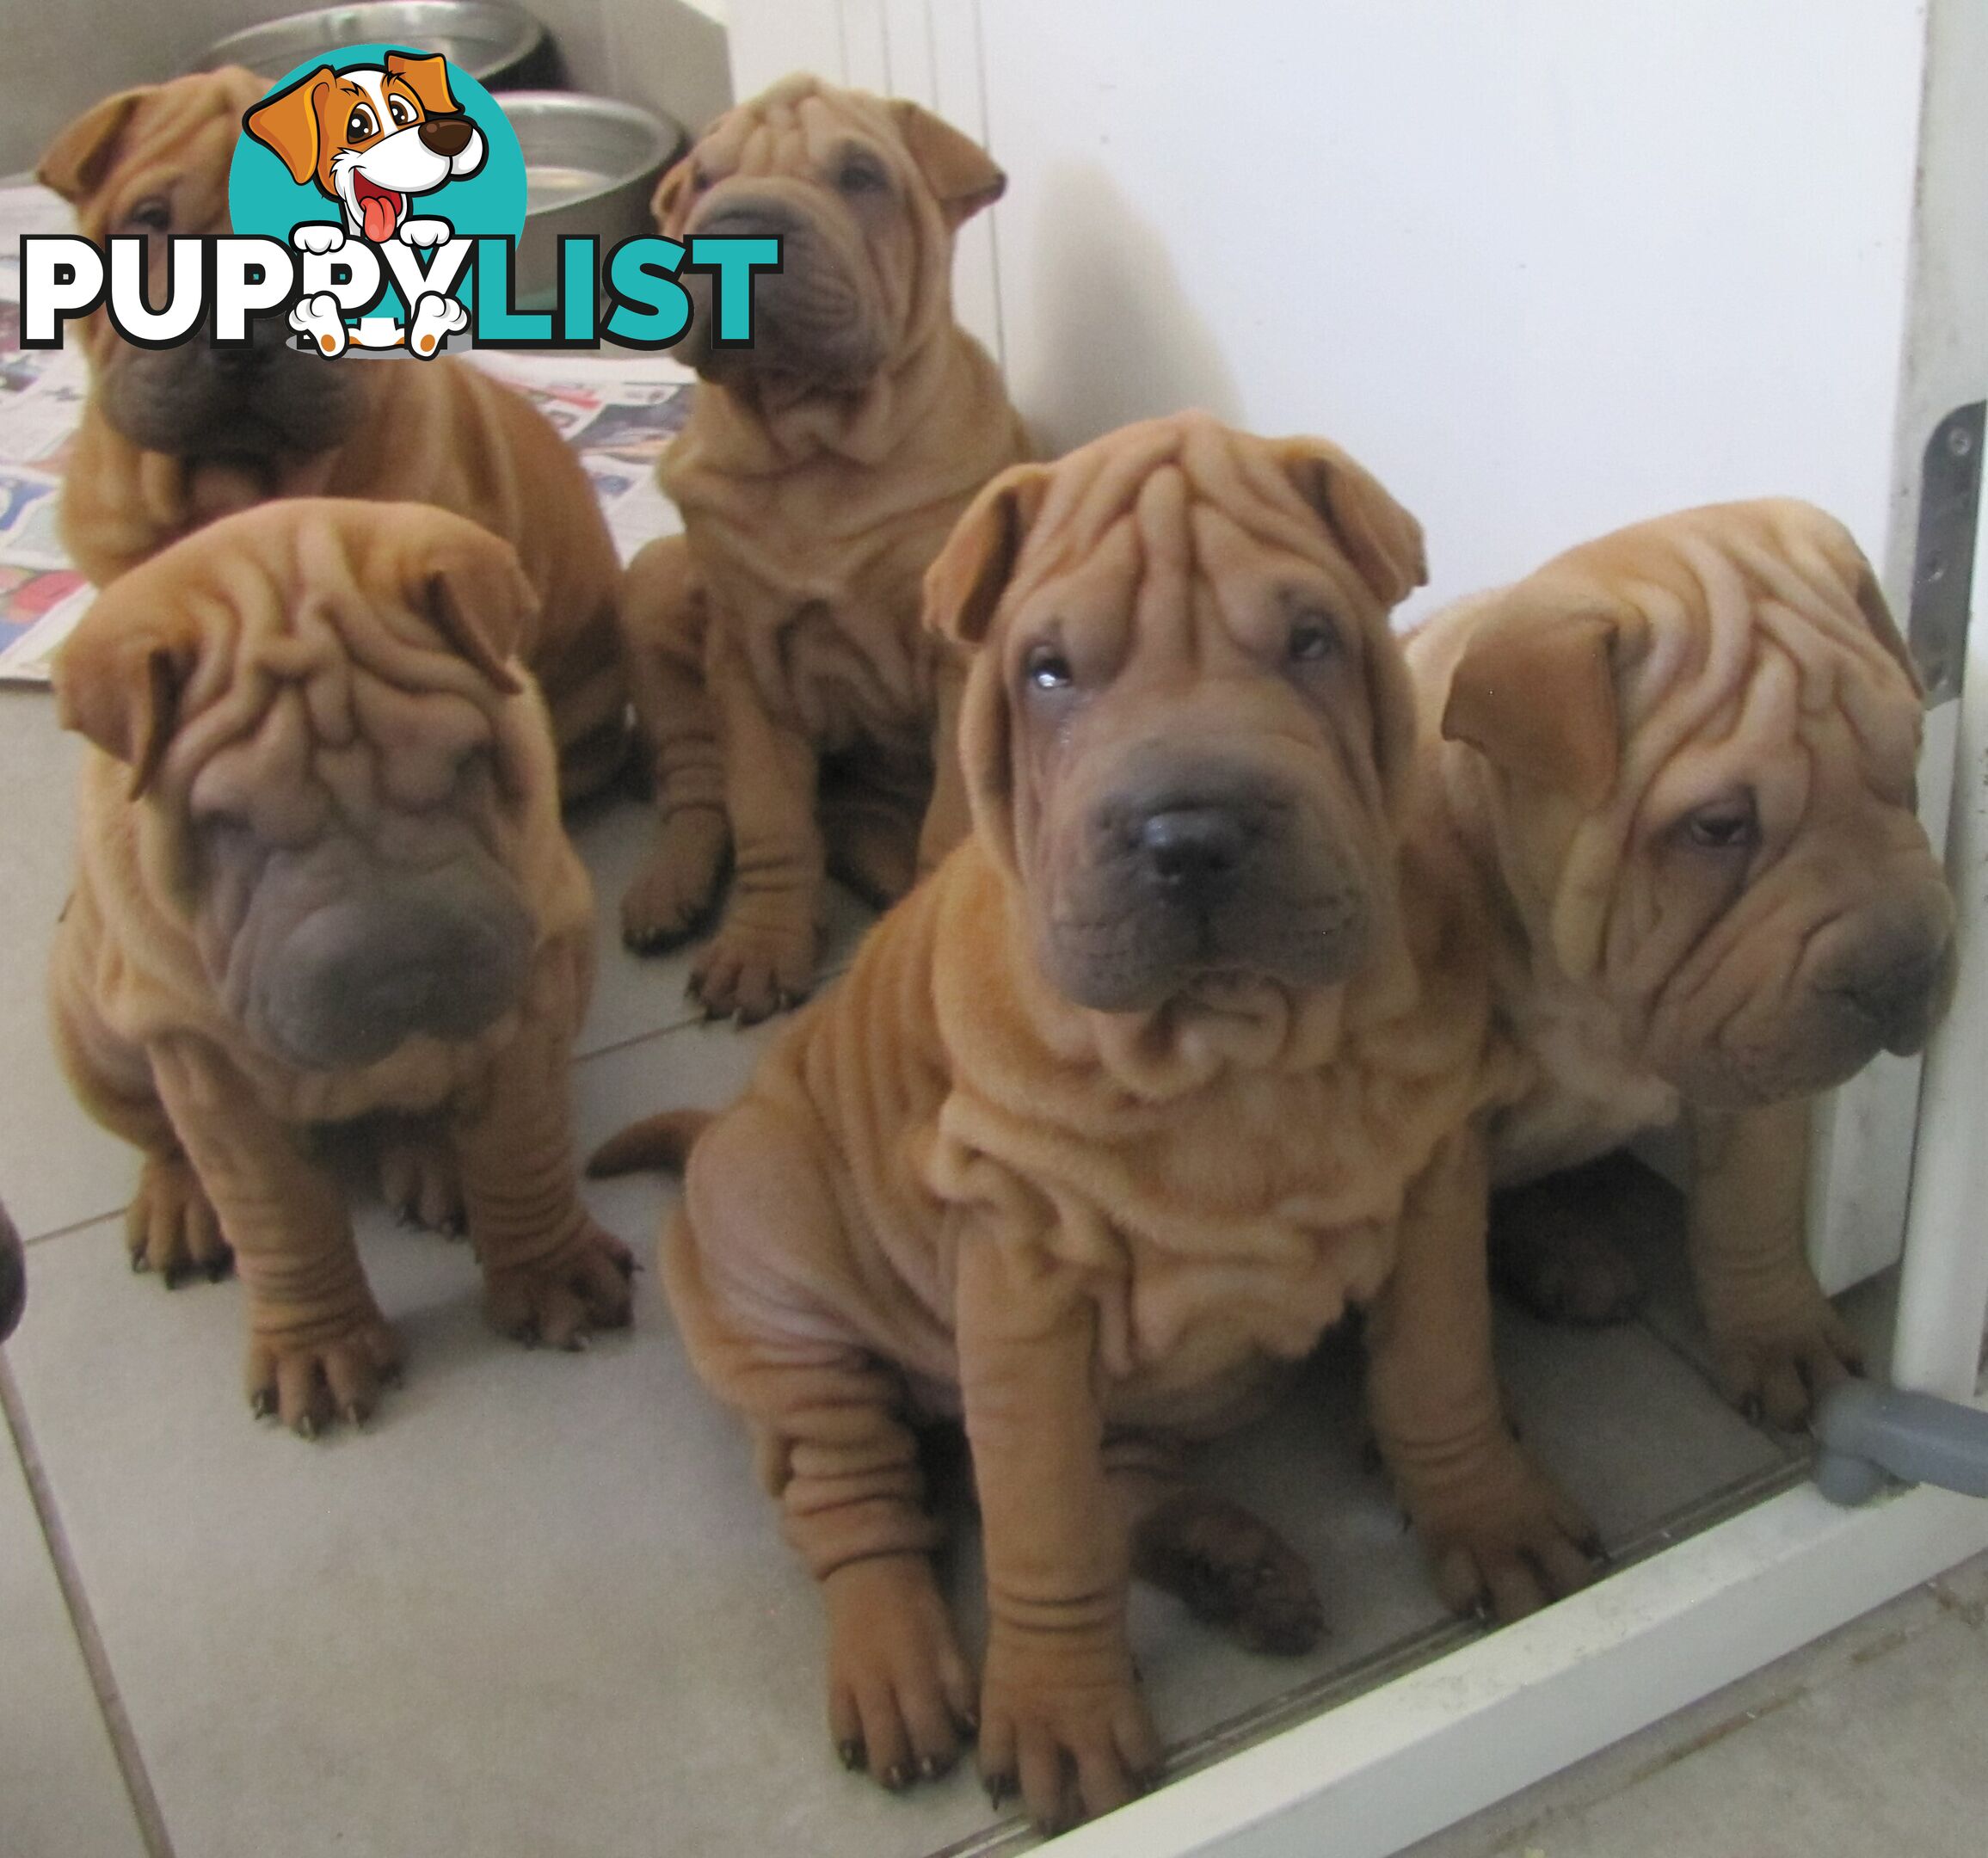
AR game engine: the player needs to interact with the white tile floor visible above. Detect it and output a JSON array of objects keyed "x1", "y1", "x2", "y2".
[{"x1": 0, "y1": 678, "x2": 1975, "y2": 1858}]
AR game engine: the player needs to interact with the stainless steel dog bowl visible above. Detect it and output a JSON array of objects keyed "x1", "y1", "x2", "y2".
[
  {"x1": 193, "y1": 2, "x2": 550, "y2": 89},
  {"x1": 505, "y1": 92, "x2": 687, "y2": 311}
]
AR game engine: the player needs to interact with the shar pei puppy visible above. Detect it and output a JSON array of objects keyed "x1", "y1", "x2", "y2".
[
  {"x1": 1410, "y1": 500, "x2": 1954, "y2": 1425},
  {"x1": 49, "y1": 500, "x2": 633, "y2": 1435},
  {"x1": 38, "y1": 70, "x2": 629, "y2": 803},
  {"x1": 615, "y1": 73, "x2": 1030, "y2": 1018},
  {"x1": 600, "y1": 415, "x2": 1598, "y2": 1832}
]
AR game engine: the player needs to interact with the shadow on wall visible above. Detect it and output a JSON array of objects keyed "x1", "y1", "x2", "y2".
[{"x1": 1014, "y1": 162, "x2": 1241, "y2": 456}]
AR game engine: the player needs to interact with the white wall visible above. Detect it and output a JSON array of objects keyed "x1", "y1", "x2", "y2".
[{"x1": 732, "y1": 0, "x2": 1928, "y2": 620}]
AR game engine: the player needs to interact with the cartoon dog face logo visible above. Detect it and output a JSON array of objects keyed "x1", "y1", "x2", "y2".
[{"x1": 245, "y1": 52, "x2": 486, "y2": 243}]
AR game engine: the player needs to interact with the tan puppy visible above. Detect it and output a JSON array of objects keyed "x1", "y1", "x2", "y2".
[
  {"x1": 619, "y1": 415, "x2": 1596, "y2": 1832},
  {"x1": 1409, "y1": 501, "x2": 1955, "y2": 1424},
  {"x1": 616, "y1": 74, "x2": 1030, "y2": 1018},
  {"x1": 38, "y1": 71, "x2": 627, "y2": 803},
  {"x1": 50, "y1": 500, "x2": 633, "y2": 1435}
]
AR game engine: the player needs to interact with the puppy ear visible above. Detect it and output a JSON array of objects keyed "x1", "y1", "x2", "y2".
[
  {"x1": 244, "y1": 68, "x2": 331, "y2": 185},
  {"x1": 650, "y1": 154, "x2": 698, "y2": 237},
  {"x1": 1277, "y1": 439, "x2": 1428, "y2": 609},
  {"x1": 1847, "y1": 563, "x2": 1923, "y2": 696},
  {"x1": 38, "y1": 88, "x2": 152, "y2": 203},
  {"x1": 1443, "y1": 603, "x2": 1622, "y2": 806},
  {"x1": 1800, "y1": 513, "x2": 1924, "y2": 697},
  {"x1": 924, "y1": 464, "x2": 1050, "y2": 649},
  {"x1": 385, "y1": 52, "x2": 461, "y2": 118},
  {"x1": 888, "y1": 100, "x2": 1006, "y2": 229},
  {"x1": 421, "y1": 544, "x2": 533, "y2": 695},
  {"x1": 52, "y1": 605, "x2": 194, "y2": 801}
]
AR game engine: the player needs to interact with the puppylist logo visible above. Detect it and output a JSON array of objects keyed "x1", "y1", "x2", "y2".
[{"x1": 19, "y1": 46, "x2": 778, "y2": 360}]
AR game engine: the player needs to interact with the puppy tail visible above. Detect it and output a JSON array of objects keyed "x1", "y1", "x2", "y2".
[{"x1": 585, "y1": 1110, "x2": 713, "y2": 1178}]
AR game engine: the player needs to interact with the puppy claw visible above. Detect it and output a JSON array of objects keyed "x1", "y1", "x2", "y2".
[
  {"x1": 295, "y1": 1412, "x2": 317, "y2": 1441},
  {"x1": 130, "y1": 1252, "x2": 149, "y2": 1274},
  {"x1": 882, "y1": 1763, "x2": 911, "y2": 1793},
  {"x1": 983, "y1": 1773, "x2": 1014, "y2": 1808},
  {"x1": 918, "y1": 1753, "x2": 949, "y2": 1781},
  {"x1": 249, "y1": 1388, "x2": 276, "y2": 1419},
  {"x1": 837, "y1": 1739, "x2": 864, "y2": 1773},
  {"x1": 343, "y1": 1403, "x2": 368, "y2": 1431},
  {"x1": 565, "y1": 1331, "x2": 591, "y2": 1354}
]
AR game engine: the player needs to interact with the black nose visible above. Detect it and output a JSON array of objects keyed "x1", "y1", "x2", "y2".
[
  {"x1": 692, "y1": 202, "x2": 797, "y2": 243},
  {"x1": 1835, "y1": 944, "x2": 1948, "y2": 1055},
  {"x1": 1139, "y1": 806, "x2": 1250, "y2": 891},
  {"x1": 419, "y1": 117, "x2": 473, "y2": 157}
]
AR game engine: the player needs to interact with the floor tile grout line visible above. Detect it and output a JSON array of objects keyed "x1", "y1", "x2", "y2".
[
  {"x1": 0, "y1": 1354, "x2": 178, "y2": 1858},
  {"x1": 24, "y1": 1206, "x2": 126, "y2": 1248}
]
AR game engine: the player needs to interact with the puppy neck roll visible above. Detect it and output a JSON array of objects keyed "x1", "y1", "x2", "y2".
[
  {"x1": 922, "y1": 409, "x2": 1430, "y2": 1064},
  {"x1": 1437, "y1": 498, "x2": 1955, "y2": 1104},
  {"x1": 653, "y1": 73, "x2": 1006, "y2": 448},
  {"x1": 52, "y1": 501, "x2": 559, "y2": 1075}
]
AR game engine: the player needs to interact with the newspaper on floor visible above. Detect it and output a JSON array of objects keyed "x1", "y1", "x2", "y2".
[{"x1": 0, "y1": 181, "x2": 695, "y2": 685}]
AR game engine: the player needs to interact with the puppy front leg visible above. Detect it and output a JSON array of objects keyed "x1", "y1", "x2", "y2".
[
  {"x1": 619, "y1": 536, "x2": 730, "y2": 951},
  {"x1": 453, "y1": 942, "x2": 633, "y2": 1349},
  {"x1": 691, "y1": 637, "x2": 823, "y2": 1024},
  {"x1": 148, "y1": 1037, "x2": 397, "y2": 1435},
  {"x1": 957, "y1": 1237, "x2": 1161, "y2": 1834},
  {"x1": 1367, "y1": 1130, "x2": 1601, "y2": 1621},
  {"x1": 1687, "y1": 1096, "x2": 1862, "y2": 1428}
]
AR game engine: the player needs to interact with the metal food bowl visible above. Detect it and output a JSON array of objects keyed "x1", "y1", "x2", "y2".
[
  {"x1": 193, "y1": 2, "x2": 551, "y2": 89},
  {"x1": 505, "y1": 92, "x2": 687, "y2": 311}
]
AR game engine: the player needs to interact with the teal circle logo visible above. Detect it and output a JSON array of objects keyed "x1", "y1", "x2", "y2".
[{"x1": 229, "y1": 46, "x2": 525, "y2": 247}]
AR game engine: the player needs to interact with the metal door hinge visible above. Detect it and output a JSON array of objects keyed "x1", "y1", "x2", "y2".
[{"x1": 1908, "y1": 400, "x2": 1984, "y2": 706}]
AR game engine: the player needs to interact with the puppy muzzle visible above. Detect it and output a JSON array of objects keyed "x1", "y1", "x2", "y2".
[
  {"x1": 218, "y1": 841, "x2": 535, "y2": 1072},
  {"x1": 101, "y1": 314, "x2": 361, "y2": 460},
  {"x1": 1040, "y1": 775, "x2": 1372, "y2": 1012},
  {"x1": 684, "y1": 196, "x2": 885, "y2": 391}
]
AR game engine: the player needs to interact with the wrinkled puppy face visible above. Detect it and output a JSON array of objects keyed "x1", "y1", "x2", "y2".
[
  {"x1": 651, "y1": 73, "x2": 1003, "y2": 395},
  {"x1": 927, "y1": 413, "x2": 1427, "y2": 1012},
  {"x1": 38, "y1": 70, "x2": 361, "y2": 463},
  {"x1": 55, "y1": 501, "x2": 549, "y2": 1074},
  {"x1": 1444, "y1": 500, "x2": 1955, "y2": 1107}
]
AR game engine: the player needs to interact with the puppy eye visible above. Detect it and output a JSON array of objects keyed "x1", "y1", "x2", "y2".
[
  {"x1": 348, "y1": 105, "x2": 377, "y2": 141},
  {"x1": 125, "y1": 197, "x2": 171, "y2": 233},
  {"x1": 1683, "y1": 797, "x2": 1758, "y2": 852},
  {"x1": 1288, "y1": 615, "x2": 1340, "y2": 663},
  {"x1": 835, "y1": 152, "x2": 889, "y2": 196},
  {"x1": 1025, "y1": 643, "x2": 1074, "y2": 692},
  {"x1": 387, "y1": 95, "x2": 416, "y2": 127}
]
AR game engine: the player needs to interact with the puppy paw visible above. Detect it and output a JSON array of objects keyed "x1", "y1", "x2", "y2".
[
  {"x1": 125, "y1": 1156, "x2": 231, "y2": 1287},
  {"x1": 293, "y1": 223, "x2": 347, "y2": 255},
  {"x1": 406, "y1": 291, "x2": 469, "y2": 358},
  {"x1": 398, "y1": 218, "x2": 452, "y2": 249},
  {"x1": 245, "y1": 1305, "x2": 402, "y2": 1437},
  {"x1": 482, "y1": 1217, "x2": 635, "y2": 1350},
  {"x1": 686, "y1": 914, "x2": 816, "y2": 1024},
  {"x1": 288, "y1": 291, "x2": 348, "y2": 357},
  {"x1": 377, "y1": 1131, "x2": 464, "y2": 1237},
  {"x1": 1711, "y1": 1296, "x2": 1864, "y2": 1431},
  {"x1": 620, "y1": 809, "x2": 729, "y2": 953},
  {"x1": 978, "y1": 1634, "x2": 1162, "y2": 1834},
  {"x1": 824, "y1": 1554, "x2": 976, "y2": 1789},
  {"x1": 1132, "y1": 1492, "x2": 1324, "y2": 1655},
  {"x1": 1411, "y1": 1443, "x2": 1603, "y2": 1623}
]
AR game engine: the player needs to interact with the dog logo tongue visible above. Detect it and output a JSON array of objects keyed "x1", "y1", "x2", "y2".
[{"x1": 354, "y1": 174, "x2": 404, "y2": 243}]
